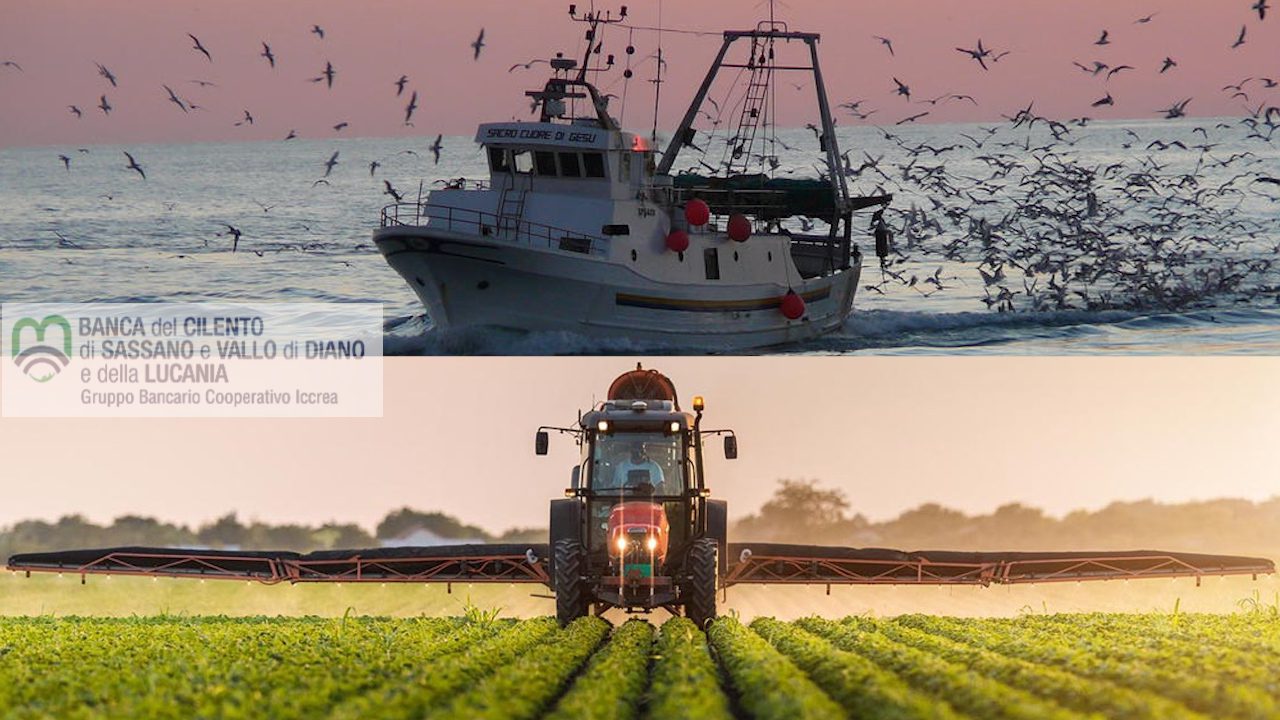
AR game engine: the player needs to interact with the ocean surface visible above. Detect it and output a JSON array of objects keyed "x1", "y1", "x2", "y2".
[{"x1": 1, "y1": 118, "x2": 1278, "y2": 355}]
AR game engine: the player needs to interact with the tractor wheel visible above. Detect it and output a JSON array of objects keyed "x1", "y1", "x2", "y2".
[
  {"x1": 684, "y1": 538, "x2": 719, "y2": 629},
  {"x1": 553, "y1": 538, "x2": 588, "y2": 627}
]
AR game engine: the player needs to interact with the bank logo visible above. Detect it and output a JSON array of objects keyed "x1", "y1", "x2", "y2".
[{"x1": 11, "y1": 315, "x2": 73, "y2": 382}]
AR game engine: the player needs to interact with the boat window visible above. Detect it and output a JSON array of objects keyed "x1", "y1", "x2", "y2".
[
  {"x1": 488, "y1": 147, "x2": 509, "y2": 173},
  {"x1": 559, "y1": 152, "x2": 582, "y2": 178},
  {"x1": 583, "y1": 152, "x2": 606, "y2": 178},
  {"x1": 512, "y1": 149, "x2": 534, "y2": 174},
  {"x1": 620, "y1": 152, "x2": 633, "y2": 181},
  {"x1": 704, "y1": 248, "x2": 720, "y2": 280},
  {"x1": 535, "y1": 151, "x2": 558, "y2": 176}
]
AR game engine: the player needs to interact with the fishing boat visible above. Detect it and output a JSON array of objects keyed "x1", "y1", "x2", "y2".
[{"x1": 373, "y1": 7, "x2": 891, "y2": 350}]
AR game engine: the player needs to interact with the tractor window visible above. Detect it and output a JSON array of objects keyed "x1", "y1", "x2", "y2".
[
  {"x1": 488, "y1": 147, "x2": 509, "y2": 173},
  {"x1": 589, "y1": 432, "x2": 685, "y2": 496}
]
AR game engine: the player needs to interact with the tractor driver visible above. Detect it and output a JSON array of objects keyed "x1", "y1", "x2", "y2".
[{"x1": 611, "y1": 440, "x2": 667, "y2": 494}]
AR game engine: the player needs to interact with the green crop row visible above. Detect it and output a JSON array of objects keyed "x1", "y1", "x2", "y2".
[
  {"x1": 428, "y1": 616, "x2": 609, "y2": 720},
  {"x1": 750, "y1": 617, "x2": 959, "y2": 720},
  {"x1": 895, "y1": 615, "x2": 1280, "y2": 720},
  {"x1": 707, "y1": 616, "x2": 843, "y2": 720},
  {"x1": 799, "y1": 617, "x2": 1086, "y2": 720},
  {"x1": 545, "y1": 619, "x2": 653, "y2": 720},
  {"x1": 646, "y1": 617, "x2": 733, "y2": 720}
]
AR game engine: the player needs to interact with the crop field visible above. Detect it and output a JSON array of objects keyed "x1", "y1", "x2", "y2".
[{"x1": 1, "y1": 610, "x2": 1277, "y2": 719}]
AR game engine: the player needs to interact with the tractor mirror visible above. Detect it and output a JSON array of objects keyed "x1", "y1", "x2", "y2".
[
  {"x1": 535, "y1": 430, "x2": 549, "y2": 455},
  {"x1": 724, "y1": 435, "x2": 738, "y2": 459}
]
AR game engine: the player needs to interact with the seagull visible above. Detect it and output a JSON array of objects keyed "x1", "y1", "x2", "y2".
[
  {"x1": 1092, "y1": 92, "x2": 1114, "y2": 107},
  {"x1": 223, "y1": 224, "x2": 242, "y2": 252},
  {"x1": 508, "y1": 59, "x2": 548, "y2": 72},
  {"x1": 312, "y1": 61, "x2": 336, "y2": 88},
  {"x1": 98, "y1": 95, "x2": 112, "y2": 115},
  {"x1": 322, "y1": 150, "x2": 339, "y2": 177},
  {"x1": 235, "y1": 109, "x2": 254, "y2": 126},
  {"x1": 394, "y1": 74, "x2": 408, "y2": 95},
  {"x1": 188, "y1": 79, "x2": 217, "y2": 87},
  {"x1": 187, "y1": 33, "x2": 212, "y2": 62},
  {"x1": 1134, "y1": 13, "x2": 1158, "y2": 24},
  {"x1": 369, "y1": 160, "x2": 380, "y2": 177},
  {"x1": 1231, "y1": 25, "x2": 1247, "y2": 49},
  {"x1": 123, "y1": 151, "x2": 145, "y2": 179},
  {"x1": 284, "y1": 129, "x2": 297, "y2": 140},
  {"x1": 404, "y1": 90, "x2": 418, "y2": 125},
  {"x1": 95, "y1": 62, "x2": 117, "y2": 87},
  {"x1": 1, "y1": 60, "x2": 21, "y2": 71},
  {"x1": 1106, "y1": 65, "x2": 1134, "y2": 80},
  {"x1": 383, "y1": 180, "x2": 403, "y2": 202},
  {"x1": 896, "y1": 111, "x2": 929, "y2": 124},
  {"x1": 68, "y1": 105, "x2": 82, "y2": 118},
  {"x1": 1253, "y1": 0, "x2": 1268, "y2": 20},
  {"x1": 58, "y1": 154, "x2": 71, "y2": 171},
  {"x1": 163, "y1": 85, "x2": 188, "y2": 112},
  {"x1": 333, "y1": 121, "x2": 349, "y2": 132},
  {"x1": 892, "y1": 77, "x2": 911, "y2": 100},
  {"x1": 311, "y1": 24, "x2": 325, "y2": 39},
  {"x1": 430, "y1": 134, "x2": 443, "y2": 165},
  {"x1": 260, "y1": 42, "x2": 275, "y2": 68},
  {"x1": 471, "y1": 28, "x2": 486, "y2": 60},
  {"x1": 1159, "y1": 98, "x2": 1191, "y2": 119},
  {"x1": 955, "y1": 39, "x2": 992, "y2": 70},
  {"x1": 1095, "y1": 30, "x2": 1110, "y2": 45},
  {"x1": 873, "y1": 35, "x2": 894, "y2": 56},
  {"x1": 1160, "y1": 57, "x2": 1177, "y2": 73}
]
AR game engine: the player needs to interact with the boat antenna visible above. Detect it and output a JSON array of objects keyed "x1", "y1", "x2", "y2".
[{"x1": 650, "y1": 0, "x2": 664, "y2": 143}]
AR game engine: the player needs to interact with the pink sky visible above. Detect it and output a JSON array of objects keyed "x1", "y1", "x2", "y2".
[
  {"x1": 2, "y1": 358, "x2": 1278, "y2": 534},
  {"x1": 1, "y1": 0, "x2": 1276, "y2": 148}
]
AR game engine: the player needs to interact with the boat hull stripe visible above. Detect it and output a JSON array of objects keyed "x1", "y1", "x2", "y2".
[{"x1": 615, "y1": 287, "x2": 831, "y2": 312}]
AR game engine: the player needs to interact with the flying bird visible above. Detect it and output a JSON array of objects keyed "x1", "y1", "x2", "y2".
[
  {"x1": 1253, "y1": 0, "x2": 1268, "y2": 20},
  {"x1": 872, "y1": 35, "x2": 894, "y2": 56},
  {"x1": 430, "y1": 134, "x2": 443, "y2": 165},
  {"x1": 1095, "y1": 30, "x2": 1110, "y2": 45},
  {"x1": 123, "y1": 151, "x2": 145, "y2": 179},
  {"x1": 955, "y1": 39, "x2": 993, "y2": 70},
  {"x1": 187, "y1": 33, "x2": 212, "y2": 62},
  {"x1": 58, "y1": 154, "x2": 71, "y2": 171},
  {"x1": 896, "y1": 111, "x2": 930, "y2": 125},
  {"x1": 98, "y1": 95, "x2": 112, "y2": 115},
  {"x1": 322, "y1": 150, "x2": 339, "y2": 177},
  {"x1": 284, "y1": 129, "x2": 298, "y2": 140},
  {"x1": 1134, "y1": 13, "x2": 1158, "y2": 23},
  {"x1": 471, "y1": 28, "x2": 486, "y2": 60},
  {"x1": 892, "y1": 77, "x2": 911, "y2": 100},
  {"x1": 1, "y1": 60, "x2": 21, "y2": 71},
  {"x1": 1106, "y1": 65, "x2": 1134, "y2": 80},
  {"x1": 163, "y1": 85, "x2": 188, "y2": 112},
  {"x1": 404, "y1": 90, "x2": 419, "y2": 125},
  {"x1": 333, "y1": 121, "x2": 349, "y2": 132},
  {"x1": 1092, "y1": 92, "x2": 1114, "y2": 107},
  {"x1": 312, "y1": 61, "x2": 336, "y2": 88},
  {"x1": 311, "y1": 25, "x2": 325, "y2": 39},
  {"x1": 1231, "y1": 25, "x2": 1247, "y2": 48},
  {"x1": 68, "y1": 105, "x2": 83, "y2": 118},
  {"x1": 369, "y1": 161, "x2": 380, "y2": 177},
  {"x1": 1159, "y1": 98, "x2": 1191, "y2": 119},
  {"x1": 223, "y1": 224, "x2": 242, "y2": 252},
  {"x1": 1160, "y1": 57, "x2": 1177, "y2": 73},
  {"x1": 235, "y1": 109, "x2": 254, "y2": 126},
  {"x1": 394, "y1": 75, "x2": 409, "y2": 95},
  {"x1": 260, "y1": 42, "x2": 275, "y2": 68},
  {"x1": 95, "y1": 62, "x2": 118, "y2": 87},
  {"x1": 508, "y1": 59, "x2": 548, "y2": 72},
  {"x1": 383, "y1": 180, "x2": 403, "y2": 202}
]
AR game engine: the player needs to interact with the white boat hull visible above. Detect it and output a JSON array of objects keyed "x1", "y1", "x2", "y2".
[{"x1": 375, "y1": 226, "x2": 860, "y2": 351}]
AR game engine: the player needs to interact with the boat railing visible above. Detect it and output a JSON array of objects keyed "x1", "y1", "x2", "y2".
[
  {"x1": 379, "y1": 202, "x2": 607, "y2": 256},
  {"x1": 659, "y1": 187, "x2": 792, "y2": 218}
]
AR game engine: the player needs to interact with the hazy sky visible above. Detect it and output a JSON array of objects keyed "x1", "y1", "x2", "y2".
[
  {"x1": 2, "y1": 358, "x2": 1277, "y2": 533},
  {"x1": 1, "y1": 0, "x2": 1276, "y2": 148}
]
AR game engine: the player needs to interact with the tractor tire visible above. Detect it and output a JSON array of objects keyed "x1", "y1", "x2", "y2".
[
  {"x1": 553, "y1": 538, "x2": 588, "y2": 627},
  {"x1": 684, "y1": 538, "x2": 719, "y2": 629}
]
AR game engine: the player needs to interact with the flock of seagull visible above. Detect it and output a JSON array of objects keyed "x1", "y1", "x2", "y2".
[{"x1": 4, "y1": 5, "x2": 1279, "y2": 316}]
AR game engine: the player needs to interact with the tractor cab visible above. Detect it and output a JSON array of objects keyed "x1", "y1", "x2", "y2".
[{"x1": 536, "y1": 365, "x2": 736, "y2": 626}]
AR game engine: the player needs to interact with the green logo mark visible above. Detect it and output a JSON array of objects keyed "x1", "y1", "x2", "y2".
[{"x1": 11, "y1": 315, "x2": 73, "y2": 383}]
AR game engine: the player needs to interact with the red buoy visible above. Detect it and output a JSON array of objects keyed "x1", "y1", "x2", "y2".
[
  {"x1": 684, "y1": 199, "x2": 710, "y2": 227},
  {"x1": 727, "y1": 213, "x2": 752, "y2": 242},
  {"x1": 665, "y1": 229, "x2": 690, "y2": 253},
  {"x1": 780, "y1": 290, "x2": 805, "y2": 320}
]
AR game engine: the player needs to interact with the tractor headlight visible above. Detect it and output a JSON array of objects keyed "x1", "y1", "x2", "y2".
[
  {"x1": 597, "y1": 420, "x2": 610, "y2": 433},
  {"x1": 616, "y1": 537, "x2": 629, "y2": 553},
  {"x1": 668, "y1": 421, "x2": 680, "y2": 434},
  {"x1": 645, "y1": 536, "x2": 658, "y2": 551}
]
